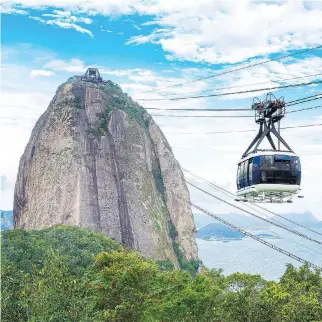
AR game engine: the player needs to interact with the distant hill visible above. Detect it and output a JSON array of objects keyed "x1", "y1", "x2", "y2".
[
  {"x1": 196, "y1": 223, "x2": 244, "y2": 241},
  {"x1": 193, "y1": 212, "x2": 270, "y2": 229},
  {"x1": 195, "y1": 222, "x2": 277, "y2": 241},
  {"x1": 194, "y1": 211, "x2": 322, "y2": 230},
  {"x1": 272, "y1": 211, "x2": 322, "y2": 228},
  {"x1": 1, "y1": 210, "x2": 13, "y2": 230}
]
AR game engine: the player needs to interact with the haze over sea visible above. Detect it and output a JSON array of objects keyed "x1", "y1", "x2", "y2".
[{"x1": 197, "y1": 227, "x2": 322, "y2": 281}]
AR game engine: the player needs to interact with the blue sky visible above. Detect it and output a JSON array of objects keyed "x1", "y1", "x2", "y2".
[{"x1": 1, "y1": 0, "x2": 322, "y2": 218}]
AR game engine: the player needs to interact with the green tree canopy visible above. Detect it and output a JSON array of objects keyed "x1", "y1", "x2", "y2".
[{"x1": 2, "y1": 225, "x2": 321, "y2": 322}]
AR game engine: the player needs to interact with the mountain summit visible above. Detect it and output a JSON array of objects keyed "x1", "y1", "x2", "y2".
[{"x1": 14, "y1": 68, "x2": 198, "y2": 266}]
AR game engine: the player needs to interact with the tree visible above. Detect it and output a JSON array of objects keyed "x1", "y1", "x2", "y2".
[
  {"x1": 20, "y1": 248, "x2": 87, "y2": 322},
  {"x1": 85, "y1": 250, "x2": 162, "y2": 321},
  {"x1": 220, "y1": 272, "x2": 267, "y2": 322}
]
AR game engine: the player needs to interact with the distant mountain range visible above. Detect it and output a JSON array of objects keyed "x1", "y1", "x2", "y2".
[
  {"x1": 2, "y1": 209, "x2": 321, "y2": 234},
  {"x1": 1, "y1": 210, "x2": 13, "y2": 230},
  {"x1": 193, "y1": 211, "x2": 321, "y2": 241},
  {"x1": 193, "y1": 211, "x2": 322, "y2": 230}
]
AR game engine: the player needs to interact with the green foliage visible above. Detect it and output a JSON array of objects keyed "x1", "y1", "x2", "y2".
[
  {"x1": 75, "y1": 97, "x2": 82, "y2": 109},
  {"x1": 56, "y1": 77, "x2": 74, "y2": 94},
  {"x1": 122, "y1": 105, "x2": 149, "y2": 132},
  {"x1": 2, "y1": 226, "x2": 322, "y2": 322},
  {"x1": 173, "y1": 241, "x2": 201, "y2": 276},
  {"x1": 98, "y1": 82, "x2": 150, "y2": 133},
  {"x1": 157, "y1": 259, "x2": 175, "y2": 271},
  {"x1": 1, "y1": 260, "x2": 27, "y2": 321},
  {"x1": 145, "y1": 269, "x2": 225, "y2": 322},
  {"x1": 168, "y1": 220, "x2": 178, "y2": 239},
  {"x1": 168, "y1": 220, "x2": 201, "y2": 275},
  {"x1": 152, "y1": 165, "x2": 166, "y2": 198},
  {"x1": 98, "y1": 105, "x2": 113, "y2": 134},
  {"x1": 86, "y1": 250, "x2": 162, "y2": 321},
  {"x1": 20, "y1": 249, "x2": 88, "y2": 321},
  {"x1": 86, "y1": 127, "x2": 99, "y2": 136},
  {"x1": 220, "y1": 272, "x2": 267, "y2": 322},
  {"x1": 1, "y1": 225, "x2": 121, "y2": 276}
]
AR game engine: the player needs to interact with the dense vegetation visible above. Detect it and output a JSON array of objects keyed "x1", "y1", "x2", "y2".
[{"x1": 2, "y1": 226, "x2": 322, "y2": 321}]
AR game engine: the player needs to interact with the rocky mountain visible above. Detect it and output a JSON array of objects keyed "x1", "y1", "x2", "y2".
[{"x1": 13, "y1": 69, "x2": 198, "y2": 266}]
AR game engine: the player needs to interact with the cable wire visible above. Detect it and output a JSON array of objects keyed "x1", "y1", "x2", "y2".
[
  {"x1": 286, "y1": 96, "x2": 322, "y2": 107},
  {"x1": 151, "y1": 114, "x2": 253, "y2": 118},
  {"x1": 164, "y1": 122, "x2": 322, "y2": 135},
  {"x1": 146, "y1": 107, "x2": 252, "y2": 111},
  {"x1": 151, "y1": 104, "x2": 322, "y2": 118},
  {"x1": 287, "y1": 105, "x2": 321, "y2": 114},
  {"x1": 187, "y1": 181, "x2": 322, "y2": 247},
  {"x1": 191, "y1": 202, "x2": 321, "y2": 270},
  {"x1": 137, "y1": 80, "x2": 322, "y2": 101},
  {"x1": 162, "y1": 73, "x2": 322, "y2": 97},
  {"x1": 183, "y1": 168, "x2": 322, "y2": 238},
  {"x1": 142, "y1": 45, "x2": 322, "y2": 93},
  {"x1": 286, "y1": 93, "x2": 322, "y2": 105},
  {"x1": 186, "y1": 173, "x2": 322, "y2": 257},
  {"x1": 143, "y1": 93, "x2": 321, "y2": 112}
]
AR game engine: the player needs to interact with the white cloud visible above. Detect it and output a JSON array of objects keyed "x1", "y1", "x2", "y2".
[
  {"x1": 47, "y1": 20, "x2": 93, "y2": 37},
  {"x1": 42, "y1": 9, "x2": 71, "y2": 17},
  {"x1": 133, "y1": 24, "x2": 142, "y2": 30},
  {"x1": 29, "y1": 8, "x2": 94, "y2": 37},
  {"x1": 134, "y1": 0, "x2": 322, "y2": 64},
  {"x1": 101, "y1": 28, "x2": 113, "y2": 33},
  {"x1": 44, "y1": 58, "x2": 86, "y2": 72},
  {"x1": 30, "y1": 69, "x2": 55, "y2": 77},
  {"x1": 126, "y1": 28, "x2": 171, "y2": 45},
  {"x1": 5, "y1": 1, "x2": 322, "y2": 63},
  {"x1": 0, "y1": 3, "x2": 28, "y2": 14},
  {"x1": 42, "y1": 10, "x2": 92, "y2": 24}
]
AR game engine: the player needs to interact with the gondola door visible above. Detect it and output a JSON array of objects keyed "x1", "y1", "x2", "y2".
[{"x1": 248, "y1": 158, "x2": 253, "y2": 186}]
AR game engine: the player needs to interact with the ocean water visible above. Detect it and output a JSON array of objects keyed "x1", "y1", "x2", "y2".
[{"x1": 197, "y1": 227, "x2": 322, "y2": 281}]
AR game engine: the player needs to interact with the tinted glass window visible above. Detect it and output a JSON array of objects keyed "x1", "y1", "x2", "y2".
[
  {"x1": 243, "y1": 161, "x2": 248, "y2": 178},
  {"x1": 291, "y1": 156, "x2": 301, "y2": 171},
  {"x1": 260, "y1": 155, "x2": 274, "y2": 168},
  {"x1": 275, "y1": 159, "x2": 290, "y2": 171},
  {"x1": 248, "y1": 159, "x2": 253, "y2": 182},
  {"x1": 240, "y1": 161, "x2": 245, "y2": 176},
  {"x1": 237, "y1": 163, "x2": 241, "y2": 178}
]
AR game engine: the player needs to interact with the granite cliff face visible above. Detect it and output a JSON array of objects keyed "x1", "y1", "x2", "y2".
[{"x1": 13, "y1": 73, "x2": 198, "y2": 266}]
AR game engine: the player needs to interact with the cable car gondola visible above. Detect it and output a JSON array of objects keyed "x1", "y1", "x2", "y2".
[{"x1": 236, "y1": 93, "x2": 303, "y2": 203}]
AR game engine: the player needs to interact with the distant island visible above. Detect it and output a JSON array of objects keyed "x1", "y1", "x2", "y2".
[
  {"x1": 196, "y1": 223, "x2": 244, "y2": 241},
  {"x1": 254, "y1": 233, "x2": 280, "y2": 239},
  {"x1": 196, "y1": 223, "x2": 280, "y2": 241}
]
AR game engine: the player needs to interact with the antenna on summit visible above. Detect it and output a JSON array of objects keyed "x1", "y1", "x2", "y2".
[{"x1": 83, "y1": 67, "x2": 103, "y2": 83}]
